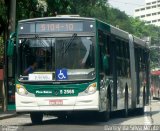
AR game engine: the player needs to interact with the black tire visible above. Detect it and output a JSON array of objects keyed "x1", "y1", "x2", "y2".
[
  {"x1": 98, "y1": 91, "x2": 111, "y2": 122},
  {"x1": 138, "y1": 86, "x2": 146, "y2": 115},
  {"x1": 124, "y1": 84, "x2": 128, "y2": 117},
  {"x1": 143, "y1": 86, "x2": 146, "y2": 107},
  {"x1": 30, "y1": 112, "x2": 43, "y2": 124},
  {"x1": 105, "y1": 96, "x2": 111, "y2": 120},
  {"x1": 58, "y1": 115, "x2": 67, "y2": 120},
  {"x1": 138, "y1": 107, "x2": 144, "y2": 115}
]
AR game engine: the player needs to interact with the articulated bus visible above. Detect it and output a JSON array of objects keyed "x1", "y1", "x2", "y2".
[{"x1": 7, "y1": 16, "x2": 150, "y2": 124}]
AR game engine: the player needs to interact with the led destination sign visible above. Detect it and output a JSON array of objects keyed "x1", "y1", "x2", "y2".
[
  {"x1": 18, "y1": 21, "x2": 95, "y2": 34},
  {"x1": 35, "y1": 22, "x2": 83, "y2": 32}
]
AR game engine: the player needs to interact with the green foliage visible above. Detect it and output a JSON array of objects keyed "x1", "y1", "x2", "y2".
[
  {"x1": 0, "y1": 0, "x2": 160, "y2": 69},
  {"x1": 0, "y1": 1, "x2": 6, "y2": 68},
  {"x1": 0, "y1": 0, "x2": 7, "y2": 20},
  {"x1": 46, "y1": 0, "x2": 72, "y2": 16},
  {"x1": 69, "y1": 0, "x2": 108, "y2": 21},
  {"x1": 106, "y1": 7, "x2": 134, "y2": 33},
  {"x1": 0, "y1": 0, "x2": 7, "y2": 35},
  {"x1": 0, "y1": 37, "x2": 4, "y2": 68},
  {"x1": 150, "y1": 49, "x2": 160, "y2": 69},
  {"x1": 16, "y1": 0, "x2": 44, "y2": 20}
]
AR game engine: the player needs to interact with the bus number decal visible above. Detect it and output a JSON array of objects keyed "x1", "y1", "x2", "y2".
[{"x1": 60, "y1": 89, "x2": 75, "y2": 95}]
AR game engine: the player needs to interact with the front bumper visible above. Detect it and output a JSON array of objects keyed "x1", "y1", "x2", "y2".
[{"x1": 16, "y1": 91, "x2": 99, "y2": 112}]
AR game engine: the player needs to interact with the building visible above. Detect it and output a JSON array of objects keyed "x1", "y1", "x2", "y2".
[{"x1": 134, "y1": 0, "x2": 160, "y2": 26}]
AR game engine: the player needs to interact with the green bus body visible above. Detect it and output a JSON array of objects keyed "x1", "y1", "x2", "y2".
[{"x1": 6, "y1": 16, "x2": 150, "y2": 123}]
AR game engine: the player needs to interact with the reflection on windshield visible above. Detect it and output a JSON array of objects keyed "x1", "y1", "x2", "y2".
[{"x1": 18, "y1": 36, "x2": 95, "y2": 81}]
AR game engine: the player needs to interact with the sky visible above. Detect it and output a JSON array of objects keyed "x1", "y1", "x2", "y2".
[{"x1": 108, "y1": 0, "x2": 145, "y2": 16}]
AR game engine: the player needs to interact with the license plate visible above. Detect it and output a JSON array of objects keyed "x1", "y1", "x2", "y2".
[{"x1": 49, "y1": 100, "x2": 63, "y2": 105}]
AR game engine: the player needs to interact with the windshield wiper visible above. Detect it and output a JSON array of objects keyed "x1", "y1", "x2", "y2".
[
  {"x1": 20, "y1": 38, "x2": 29, "y2": 46},
  {"x1": 64, "y1": 33, "x2": 77, "y2": 54}
]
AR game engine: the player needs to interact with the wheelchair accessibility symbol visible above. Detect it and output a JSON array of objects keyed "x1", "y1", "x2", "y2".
[{"x1": 56, "y1": 69, "x2": 68, "y2": 80}]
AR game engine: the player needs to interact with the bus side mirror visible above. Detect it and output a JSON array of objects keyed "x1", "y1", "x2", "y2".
[
  {"x1": 7, "y1": 32, "x2": 16, "y2": 56},
  {"x1": 103, "y1": 55, "x2": 108, "y2": 72}
]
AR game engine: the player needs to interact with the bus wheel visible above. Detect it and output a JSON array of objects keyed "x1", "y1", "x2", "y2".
[
  {"x1": 30, "y1": 112, "x2": 43, "y2": 124},
  {"x1": 124, "y1": 84, "x2": 128, "y2": 117},
  {"x1": 99, "y1": 93, "x2": 111, "y2": 122},
  {"x1": 105, "y1": 96, "x2": 111, "y2": 121},
  {"x1": 138, "y1": 86, "x2": 146, "y2": 115},
  {"x1": 143, "y1": 86, "x2": 146, "y2": 107}
]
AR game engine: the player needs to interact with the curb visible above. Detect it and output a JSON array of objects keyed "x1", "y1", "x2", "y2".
[{"x1": 0, "y1": 113, "x2": 19, "y2": 120}]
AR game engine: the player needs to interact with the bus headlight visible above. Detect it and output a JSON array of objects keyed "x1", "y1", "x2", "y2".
[
  {"x1": 16, "y1": 84, "x2": 28, "y2": 96},
  {"x1": 78, "y1": 83, "x2": 97, "y2": 96}
]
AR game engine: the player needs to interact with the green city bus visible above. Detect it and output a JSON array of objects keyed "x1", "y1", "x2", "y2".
[{"x1": 7, "y1": 15, "x2": 150, "y2": 124}]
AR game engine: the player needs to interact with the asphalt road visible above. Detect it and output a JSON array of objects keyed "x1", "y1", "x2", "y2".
[{"x1": 0, "y1": 99, "x2": 160, "y2": 131}]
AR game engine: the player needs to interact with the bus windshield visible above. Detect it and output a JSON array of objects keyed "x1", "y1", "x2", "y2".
[{"x1": 18, "y1": 36, "x2": 95, "y2": 81}]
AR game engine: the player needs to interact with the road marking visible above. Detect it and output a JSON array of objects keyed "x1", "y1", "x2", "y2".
[{"x1": 144, "y1": 106, "x2": 152, "y2": 125}]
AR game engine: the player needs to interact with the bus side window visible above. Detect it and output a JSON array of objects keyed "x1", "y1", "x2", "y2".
[
  {"x1": 98, "y1": 30, "x2": 109, "y2": 75},
  {"x1": 116, "y1": 39, "x2": 130, "y2": 78},
  {"x1": 105, "y1": 35, "x2": 111, "y2": 75}
]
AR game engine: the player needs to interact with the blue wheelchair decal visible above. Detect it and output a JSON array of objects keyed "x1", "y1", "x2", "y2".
[{"x1": 56, "y1": 69, "x2": 68, "y2": 80}]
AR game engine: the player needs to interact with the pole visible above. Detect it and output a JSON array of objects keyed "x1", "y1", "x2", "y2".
[
  {"x1": 8, "y1": 0, "x2": 16, "y2": 33},
  {"x1": 3, "y1": 0, "x2": 16, "y2": 112}
]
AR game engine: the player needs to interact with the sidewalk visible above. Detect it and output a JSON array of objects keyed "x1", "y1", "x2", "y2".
[{"x1": 0, "y1": 110, "x2": 18, "y2": 120}]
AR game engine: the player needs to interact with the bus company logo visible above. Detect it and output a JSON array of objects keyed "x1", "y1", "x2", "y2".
[
  {"x1": 54, "y1": 90, "x2": 59, "y2": 96},
  {"x1": 36, "y1": 90, "x2": 52, "y2": 94}
]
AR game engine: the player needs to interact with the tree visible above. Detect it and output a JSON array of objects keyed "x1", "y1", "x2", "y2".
[
  {"x1": 0, "y1": 0, "x2": 160, "y2": 69},
  {"x1": 70, "y1": 0, "x2": 108, "y2": 19},
  {"x1": 16, "y1": 0, "x2": 45, "y2": 20},
  {"x1": 45, "y1": 0, "x2": 72, "y2": 16},
  {"x1": 0, "y1": 0, "x2": 7, "y2": 35}
]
